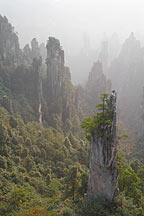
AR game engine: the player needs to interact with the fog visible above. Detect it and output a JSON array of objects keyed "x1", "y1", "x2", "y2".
[{"x1": 1, "y1": 0, "x2": 144, "y2": 83}]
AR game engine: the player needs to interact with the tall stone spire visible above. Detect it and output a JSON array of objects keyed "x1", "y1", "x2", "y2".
[
  {"x1": 45, "y1": 37, "x2": 72, "y2": 121},
  {"x1": 85, "y1": 91, "x2": 119, "y2": 202},
  {"x1": 46, "y1": 37, "x2": 64, "y2": 101},
  {"x1": 99, "y1": 41, "x2": 109, "y2": 74}
]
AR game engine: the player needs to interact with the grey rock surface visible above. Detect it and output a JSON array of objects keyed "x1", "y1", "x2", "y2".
[{"x1": 85, "y1": 91, "x2": 119, "y2": 202}]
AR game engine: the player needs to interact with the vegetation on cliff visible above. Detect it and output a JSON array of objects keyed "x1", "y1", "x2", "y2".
[{"x1": 81, "y1": 93, "x2": 113, "y2": 138}]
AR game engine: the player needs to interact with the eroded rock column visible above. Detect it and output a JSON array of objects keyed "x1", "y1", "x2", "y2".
[{"x1": 85, "y1": 91, "x2": 119, "y2": 202}]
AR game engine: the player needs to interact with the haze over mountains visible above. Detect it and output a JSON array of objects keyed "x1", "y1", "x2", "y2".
[
  {"x1": 0, "y1": 1, "x2": 144, "y2": 215},
  {"x1": 1, "y1": 0, "x2": 144, "y2": 83}
]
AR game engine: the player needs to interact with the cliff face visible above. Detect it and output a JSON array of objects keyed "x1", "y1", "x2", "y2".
[
  {"x1": 0, "y1": 16, "x2": 43, "y2": 122},
  {"x1": 0, "y1": 17, "x2": 80, "y2": 125},
  {"x1": 0, "y1": 15, "x2": 22, "y2": 66},
  {"x1": 86, "y1": 91, "x2": 119, "y2": 202},
  {"x1": 46, "y1": 37, "x2": 64, "y2": 100},
  {"x1": 0, "y1": 15, "x2": 113, "y2": 128},
  {"x1": 86, "y1": 61, "x2": 111, "y2": 115},
  {"x1": 109, "y1": 33, "x2": 144, "y2": 131},
  {"x1": 27, "y1": 57, "x2": 43, "y2": 122},
  {"x1": 45, "y1": 37, "x2": 74, "y2": 122},
  {"x1": 99, "y1": 41, "x2": 108, "y2": 74}
]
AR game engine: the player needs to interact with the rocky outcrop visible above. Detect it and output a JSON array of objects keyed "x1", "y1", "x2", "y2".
[
  {"x1": 45, "y1": 37, "x2": 73, "y2": 122},
  {"x1": 109, "y1": 33, "x2": 144, "y2": 131},
  {"x1": 31, "y1": 38, "x2": 41, "y2": 59},
  {"x1": 11, "y1": 56, "x2": 43, "y2": 122},
  {"x1": 39, "y1": 42, "x2": 47, "y2": 64},
  {"x1": 86, "y1": 61, "x2": 111, "y2": 115},
  {"x1": 0, "y1": 96, "x2": 13, "y2": 114},
  {"x1": 23, "y1": 38, "x2": 42, "y2": 65},
  {"x1": 99, "y1": 41, "x2": 108, "y2": 74},
  {"x1": 85, "y1": 91, "x2": 119, "y2": 202},
  {"x1": 0, "y1": 15, "x2": 113, "y2": 128},
  {"x1": 0, "y1": 16, "x2": 78, "y2": 125},
  {"x1": 23, "y1": 44, "x2": 32, "y2": 65},
  {"x1": 0, "y1": 15, "x2": 22, "y2": 66},
  {"x1": 46, "y1": 37, "x2": 64, "y2": 101},
  {"x1": 29, "y1": 57, "x2": 43, "y2": 119}
]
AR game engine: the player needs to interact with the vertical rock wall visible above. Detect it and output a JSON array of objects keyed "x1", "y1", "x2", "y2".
[
  {"x1": 45, "y1": 37, "x2": 73, "y2": 121},
  {"x1": 46, "y1": 37, "x2": 64, "y2": 101},
  {"x1": 86, "y1": 61, "x2": 111, "y2": 115},
  {"x1": 0, "y1": 15, "x2": 22, "y2": 66},
  {"x1": 85, "y1": 91, "x2": 119, "y2": 202},
  {"x1": 31, "y1": 57, "x2": 43, "y2": 118}
]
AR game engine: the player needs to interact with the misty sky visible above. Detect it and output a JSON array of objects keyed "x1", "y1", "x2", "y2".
[{"x1": 1, "y1": 0, "x2": 144, "y2": 54}]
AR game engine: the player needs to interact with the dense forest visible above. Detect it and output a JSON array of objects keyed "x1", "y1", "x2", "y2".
[{"x1": 0, "y1": 15, "x2": 144, "y2": 216}]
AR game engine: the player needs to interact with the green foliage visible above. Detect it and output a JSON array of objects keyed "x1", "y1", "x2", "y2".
[
  {"x1": 81, "y1": 93, "x2": 113, "y2": 137},
  {"x1": 80, "y1": 199, "x2": 111, "y2": 216},
  {"x1": 0, "y1": 107, "x2": 89, "y2": 216},
  {"x1": 77, "y1": 172, "x2": 88, "y2": 197},
  {"x1": 114, "y1": 192, "x2": 144, "y2": 216},
  {"x1": 118, "y1": 162, "x2": 142, "y2": 205},
  {"x1": 0, "y1": 155, "x2": 7, "y2": 169},
  {"x1": 48, "y1": 179, "x2": 62, "y2": 197},
  {"x1": 0, "y1": 58, "x2": 143, "y2": 216},
  {"x1": 18, "y1": 206, "x2": 57, "y2": 216},
  {"x1": 9, "y1": 116, "x2": 18, "y2": 128},
  {"x1": 63, "y1": 207, "x2": 76, "y2": 216},
  {"x1": 0, "y1": 100, "x2": 143, "y2": 216},
  {"x1": 46, "y1": 174, "x2": 51, "y2": 185},
  {"x1": 0, "y1": 16, "x2": 143, "y2": 216},
  {"x1": 0, "y1": 103, "x2": 143, "y2": 216},
  {"x1": 64, "y1": 166, "x2": 80, "y2": 200}
]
